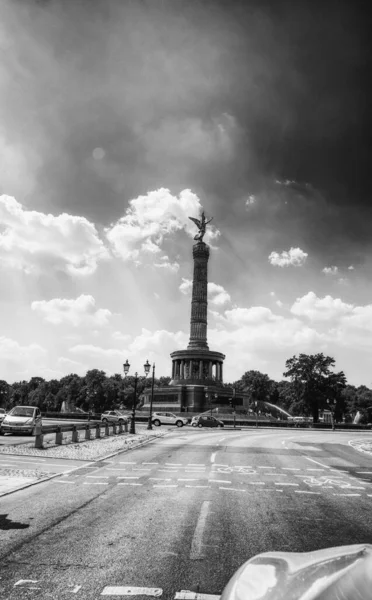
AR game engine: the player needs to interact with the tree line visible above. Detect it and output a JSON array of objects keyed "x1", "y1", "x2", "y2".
[{"x1": 0, "y1": 353, "x2": 371, "y2": 423}]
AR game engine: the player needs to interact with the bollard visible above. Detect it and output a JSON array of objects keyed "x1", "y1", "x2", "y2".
[
  {"x1": 71, "y1": 425, "x2": 79, "y2": 443},
  {"x1": 118, "y1": 421, "x2": 123, "y2": 434},
  {"x1": 85, "y1": 424, "x2": 91, "y2": 440},
  {"x1": 34, "y1": 423, "x2": 44, "y2": 449},
  {"x1": 96, "y1": 424, "x2": 101, "y2": 438},
  {"x1": 55, "y1": 426, "x2": 63, "y2": 445},
  {"x1": 112, "y1": 422, "x2": 117, "y2": 435},
  {"x1": 105, "y1": 422, "x2": 110, "y2": 436}
]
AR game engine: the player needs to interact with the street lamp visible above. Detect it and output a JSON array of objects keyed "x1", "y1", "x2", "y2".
[
  {"x1": 147, "y1": 362, "x2": 155, "y2": 430},
  {"x1": 123, "y1": 359, "x2": 150, "y2": 434}
]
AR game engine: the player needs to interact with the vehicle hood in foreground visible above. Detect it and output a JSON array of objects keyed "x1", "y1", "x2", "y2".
[{"x1": 221, "y1": 544, "x2": 372, "y2": 600}]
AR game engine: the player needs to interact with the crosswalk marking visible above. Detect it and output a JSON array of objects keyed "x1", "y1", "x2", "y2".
[{"x1": 101, "y1": 586, "x2": 162, "y2": 596}]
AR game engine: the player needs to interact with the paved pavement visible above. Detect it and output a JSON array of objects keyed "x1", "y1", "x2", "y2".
[{"x1": 1, "y1": 428, "x2": 372, "y2": 599}]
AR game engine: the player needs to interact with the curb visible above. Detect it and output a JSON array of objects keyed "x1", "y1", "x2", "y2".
[{"x1": 0, "y1": 431, "x2": 166, "y2": 499}]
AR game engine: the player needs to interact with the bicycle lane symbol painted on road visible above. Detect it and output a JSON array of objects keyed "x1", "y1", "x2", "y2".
[
  {"x1": 301, "y1": 475, "x2": 361, "y2": 489},
  {"x1": 215, "y1": 466, "x2": 257, "y2": 475}
]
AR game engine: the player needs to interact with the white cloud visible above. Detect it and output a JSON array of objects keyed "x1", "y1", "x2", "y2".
[
  {"x1": 179, "y1": 278, "x2": 193, "y2": 295},
  {"x1": 276, "y1": 300, "x2": 283, "y2": 308},
  {"x1": 348, "y1": 265, "x2": 354, "y2": 270},
  {"x1": 105, "y1": 188, "x2": 220, "y2": 265},
  {"x1": 57, "y1": 357, "x2": 87, "y2": 375},
  {"x1": 0, "y1": 195, "x2": 109, "y2": 276},
  {"x1": 112, "y1": 331, "x2": 132, "y2": 342},
  {"x1": 245, "y1": 195, "x2": 256, "y2": 208},
  {"x1": 0, "y1": 336, "x2": 48, "y2": 382},
  {"x1": 322, "y1": 266, "x2": 338, "y2": 275},
  {"x1": 269, "y1": 247, "x2": 308, "y2": 267},
  {"x1": 179, "y1": 278, "x2": 231, "y2": 305},
  {"x1": 31, "y1": 295, "x2": 112, "y2": 327},
  {"x1": 338, "y1": 278, "x2": 348, "y2": 285},
  {"x1": 69, "y1": 344, "x2": 125, "y2": 360},
  {"x1": 0, "y1": 336, "x2": 46, "y2": 362},
  {"x1": 154, "y1": 256, "x2": 180, "y2": 272},
  {"x1": 291, "y1": 292, "x2": 353, "y2": 321}
]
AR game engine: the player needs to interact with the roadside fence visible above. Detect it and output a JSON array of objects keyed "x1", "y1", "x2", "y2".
[{"x1": 34, "y1": 420, "x2": 129, "y2": 449}]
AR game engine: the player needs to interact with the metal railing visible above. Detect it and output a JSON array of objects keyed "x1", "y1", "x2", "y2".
[{"x1": 34, "y1": 419, "x2": 129, "y2": 449}]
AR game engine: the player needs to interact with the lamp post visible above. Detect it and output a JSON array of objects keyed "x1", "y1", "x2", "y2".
[
  {"x1": 147, "y1": 363, "x2": 155, "y2": 430},
  {"x1": 123, "y1": 359, "x2": 150, "y2": 434}
]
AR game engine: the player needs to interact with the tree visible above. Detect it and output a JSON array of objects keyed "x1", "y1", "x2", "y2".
[
  {"x1": 0, "y1": 380, "x2": 10, "y2": 408},
  {"x1": 235, "y1": 370, "x2": 274, "y2": 403},
  {"x1": 283, "y1": 353, "x2": 346, "y2": 422}
]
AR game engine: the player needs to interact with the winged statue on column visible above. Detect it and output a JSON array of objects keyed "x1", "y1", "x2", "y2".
[{"x1": 188, "y1": 211, "x2": 213, "y2": 242}]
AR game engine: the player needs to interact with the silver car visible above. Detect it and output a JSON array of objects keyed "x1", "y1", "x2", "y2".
[
  {"x1": 1, "y1": 406, "x2": 42, "y2": 435},
  {"x1": 101, "y1": 410, "x2": 130, "y2": 424},
  {"x1": 151, "y1": 412, "x2": 188, "y2": 427}
]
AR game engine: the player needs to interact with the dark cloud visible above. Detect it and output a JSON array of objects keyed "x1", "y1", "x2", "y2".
[{"x1": 1, "y1": 0, "x2": 370, "y2": 247}]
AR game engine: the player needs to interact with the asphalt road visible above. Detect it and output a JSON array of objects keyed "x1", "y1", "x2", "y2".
[{"x1": 1, "y1": 428, "x2": 372, "y2": 599}]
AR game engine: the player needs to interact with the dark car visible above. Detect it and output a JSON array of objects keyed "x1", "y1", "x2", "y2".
[{"x1": 191, "y1": 415, "x2": 224, "y2": 428}]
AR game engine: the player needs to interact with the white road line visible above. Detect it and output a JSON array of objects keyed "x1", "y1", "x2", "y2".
[
  {"x1": 257, "y1": 466, "x2": 275, "y2": 469},
  {"x1": 208, "y1": 480, "x2": 231, "y2": 484},
  {"x1": 153, "y1": 485, "x2": 178, "y2": 488},
  {"x1": 333, "y1": 493, "x2": 361, "y2": 497},
  {"x1": 150, "y1": 478, "x2": 172, "y2": 481},
  {"x1": 117, "y1": 477, "x2": 140, "y2": 480},
  {"x1": 106, "y1": 468, "x2": 128, "y2": 471},
  {"x1": 159, "y1": 469, "x2": 177, "y2": 472},
  {"x1": 190, "y1": 501, "x2": 211, "y2": 560},
  {"x1": 185, "y1": 485, "x2": 210, "y2": 489},
  {"x1": 132, "y1": 468, "x2": 151, "y2": 471},
  {"x1": 70, "y1": 585, "x2": 82, "y2": 593},
  {"x1": 214, "y1": 464, "x2": 228, "y2": 467},
  {"x1": 218, "y1": 438, "x2": 225, "y2": 442},
  {"x1": 175, "y1": 592, "x2": 220, "y2": 599},
  {"x1": 265, "y1": 473, "x2": 288, "y2": 476},
  {"x1": 275, "y1": 482, "x2": 299, "y2": 486},
  {"x1": 119, "y1": 462, "x2": 136, "y2": 464},
  {"x1": 210, "y1": 452, "x2": 216, "y2": 463},
  {"x1": 330, "y1": 469, "x2": 348, "y2": 473},
  {"x1": 86, "y1": 476, "x2": 109, "y2": 478},
  {"x1": 101, "y1": 586, "x2": 162, "y2": 596},
  {"x1": 165, "y1": 463, "x2": 182, "y2": 466},
  {"x1": 118, "y1": 483, "x2": 143, "y2": 486},
  {"x1": 247, "y1": 482, "x2": 265, "y2": 485},
  {"x1": 83, "y1": 482, "x2": 108, "y2": 485},
  {"x1": 143, "y1": 462, "x2": 158, "y2": 465},
  {"x1": 178, "y1": 478, "x2": 200, "y2": 481},
  {"x1": 55, "y1": 480, "x2": 75, "y2": 484},
  {"x1": 188, "y1": 463, "x2": 206, "y2": 466},
  {"x1": 219, "y1": 487, "x2": 246, "y2": 492},
  {"x1": 306, "y1": 468, "x2": 324, "y2": 471},
  {"x1": 295, "y1": 491, "x2": 321, "y2": 495},
  {"x1": 356, "y1": 471, "x2": 372, "y2": 474},
  {"x1": 282, "y1": 468, "x2": 300, "y2": 471},
  {"x1": 305, "y1": 457, "x2": 331, "y2": 469}
]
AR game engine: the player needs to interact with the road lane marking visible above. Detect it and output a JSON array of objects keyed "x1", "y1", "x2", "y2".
[
  {"x1": 86, "y1": 476, "x2": 109, "y2": 478},
  {"x1": 107, "y1": 468, "x2": 128, "y2": 471},
  {"x1": 218, "y1": 438, "x2": 225, "y2": 441},
  {"x1": 118, "y1": 483, "x2": 143, "y2": 486},
  {"x1": 69, "y1": 585, "x2": 82, "y2": 593},
  {"x1": 190, "y1": 501, "x2": 210, "y2": 560},
  {"x1": 188, "y1": 463, "x2": 205, "y2": 466},
  {"x1": 295, "y1": 491, "x2": 321, "y2": 495},
  {"x1": 214, "y1": 464, "x2": 228, "y2": 467},
  {"x1": 265, "y1": 473, "x2": 287, "y2": 476},
  {"x1": 306, "y1": 468, "x2": 324, "y2": 471},
  {"x1": 153, "y1": 484, "x2": 178, "y2": 488},
  {"x1": 117, "y1": 477, "x2": 140, "y2": 480},
  {"x1": 247, "y1": 482, "x2": 265, "y2": 485},
  {"x1": 257, "y1": 466, "x2": 275, "y2": 469},
  {"x1": 178, "y1": 478, "x2": 200, "y2": 481},
  {"x1": 208, "y1": 480, "x2": 231, "y2": 484},
  {"x1": 282, "y1": 468, "x2": 300, "y2": 471},
  {"x1": 143, "y1": 462, "x2": 158, "y2": 465},
  {"x1": 165, "y1": 463, "x2": 182, "y2": 466},
  {"x1": 186, "y1": 485, "x2": 210, "y2": 489},
  {"x1": 210, "y1": 452, "x2": 216, "y2": 463},
  {"x1": 175, "y1": 592, "x2": 220, "y2": 599},
  {"x1": 101, "y1": 586, "x2": 162, "y2": 596},
  {"x1": 83, "y1": 482, "x2": 108, "y2": 485},
  {"x1": 132, "y1": 468, "x2": 151, "y2": 471},
  {"x1": 275, "y1": 482, "x2": 299, "y2": 486},
  {"x1": 356, "y1": 471, "x2": 372, "y2": 474},
  {"x1": 305, "y1": 457, "x2": 333, "y2": 469},
  {"x1": 55, "y1": 480, "x2": 75, "y2": 484},
  {"x1": 219, "y1": 487, "x2": 246, "y2": 492},
  {"x1": 150, "y1": 478, "x2": 172, "y2": 481},
  {"x1": 333, "y1": 493, "x2": 361, "y2": 497}
]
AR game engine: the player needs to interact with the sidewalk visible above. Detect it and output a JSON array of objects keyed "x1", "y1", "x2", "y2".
[{"x1": 0, "y1": 428, "x2": 166, "y2": 498}]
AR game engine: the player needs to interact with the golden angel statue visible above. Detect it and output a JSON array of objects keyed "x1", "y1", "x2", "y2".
[{"x1": 188, "y1": 211, "x2": 213, "y2": 242}]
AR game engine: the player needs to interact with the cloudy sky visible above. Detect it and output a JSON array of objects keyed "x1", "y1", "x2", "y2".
[{"x1": 1, "y1": 0, "x2": 371, "y2": 386}]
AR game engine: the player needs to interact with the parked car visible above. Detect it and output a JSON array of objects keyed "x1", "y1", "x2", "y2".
[
  {"x1": 191, "y1": 415, "x2": 224, "y2": 428},
  {"x1": 101, "y1": 410, "x2": 130, "y2": 424},
  {"x1": 0, "y1": 405, "x2": 42, "y2": 435},
  {"x1": 151, "y1": 412, "x2": 188, "y2": 427},
  {"x1": 0, "y1": 408, "x2": 6, "y2": 424}
]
